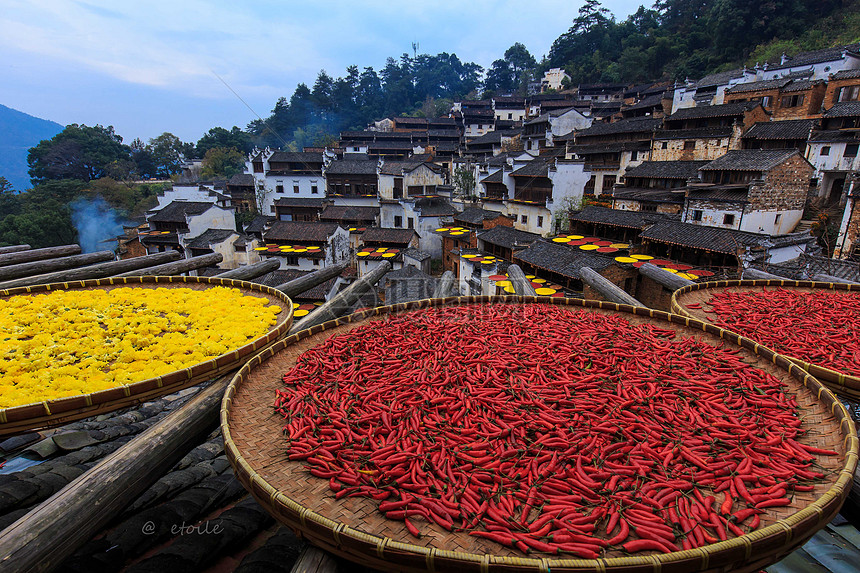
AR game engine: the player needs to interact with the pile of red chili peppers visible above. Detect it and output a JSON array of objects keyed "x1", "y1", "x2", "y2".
[
  {"x1": 276, "y1": 304, "x2": 837, "y2": 557},
  {"x1": 702, "y1": 288, "x2": 860, "y2": 377}
]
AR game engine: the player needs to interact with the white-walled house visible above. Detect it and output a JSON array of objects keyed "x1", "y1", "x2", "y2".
[
  {"x1": 142, "y1": 201, "x2": 236, "y2": 256},
  {"x1": 185, "y1": 229, "x2": 253, "y2": 270},
  {"x1": 505, "y1": 158, "x2": 591, "y2": 235},
  {"x1": 805, "y1": 102, "x2": 860, "y2": 204},
  {"x1": 379, "y1": 196, "x2": 457, "y2": 258},
  {"x1": 377, "y1": 157, "x2": 446, "y2": 200},
  {"x1": 522, "y1": 108, "x2": 592, "y2": 155},
  {"x1": 155, "y1": 183, "x2": 230, "y2": 209},
  {"x1": 247, "y1": 149, "x2": 326, "y2": 216}
]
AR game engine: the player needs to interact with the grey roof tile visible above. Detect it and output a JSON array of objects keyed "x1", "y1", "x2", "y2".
[
  {"x1": 623, "y1": 161, "x2": 709, "y2": 179},
  {"x1": 700, "y1": 149, "x2": 799, "y2": 171}
]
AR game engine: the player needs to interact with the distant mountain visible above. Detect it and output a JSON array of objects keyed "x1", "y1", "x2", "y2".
[{"x1": 0, "y1": 104, "x2": 63, "y2": 192}]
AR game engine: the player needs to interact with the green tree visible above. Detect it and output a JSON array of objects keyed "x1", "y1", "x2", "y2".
[
  {"x1": 196, "y1": 126, "x2": 254, "y2": 156},
  {"x1": 452, "y1": 166, "x2": 476, "y2": 198},
  {"x1": 199, "y1": 147, "x2": 246, "y2": 180},
  {"x1": 27, "y1": 124, "x2": 131, "y2": 184},
  {"x1": 147, "y1": 132, "x2": 193, "y2": 178}
]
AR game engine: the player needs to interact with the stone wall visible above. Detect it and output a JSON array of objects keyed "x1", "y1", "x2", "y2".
[{"x1": 751, "y1": 154, "x2": 814, "y2": 211}]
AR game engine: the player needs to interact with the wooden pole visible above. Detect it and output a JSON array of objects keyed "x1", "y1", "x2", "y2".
[
  {"x1": 0, "y1": 251, "x2": 115, "y2": 282},
  {"x1": 638, "y1": 262, "x2": 695, "y2": 290},
  {"x1": 0, "y1": 376, "x2": 230, "y2": 573},
  {"x1": 0, "y1": 245, "x2": 31, "y2": 255},
  {"x1": 507, "y1": 264, "x2": 537, "y2": 296},
  {"x1": 743, "y1": 268, "x2": 789, "y2": 280},
  {"x1": 0, "y1": 251, "x2": 181, "y2": 290},
  {"x1": 113, "y1": 253, "x2": 224, "y2": 277},
  {"x1": 812, "y1": 273, "x2": 860, "y2": 285},
  {"x1": 432, "y1": 271, "x2": 456, "y2": 298},
  {"x1": 289, "y1": 261, "x2": 391, "y2": 334},
  {"x1": 0, "y1": 245, "x2": 81, "y2": 268},
  {"x1": 214, "y1": 259, "x2": 280, "y2": 281},
  {"x1": 275, "y1": 262, "x2": 348, "y2": 298},
  {"x1": 290, "y1": 547, "x2": 339, "y2": 573},
  {"x1": 580, "y1": 266, "x2": 646, "y2": 307}
]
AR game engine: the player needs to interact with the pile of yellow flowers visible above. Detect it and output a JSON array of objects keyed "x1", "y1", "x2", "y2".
[{"x1": 0, "y1": 286, "x2": 282, "y2": 408}]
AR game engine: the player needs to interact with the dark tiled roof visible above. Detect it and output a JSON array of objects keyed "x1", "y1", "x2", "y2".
[
  {"x1": 830, "y1": 69, "x2": 860, "y2": 80},
  {"x1": 513, "y1": 240, "x2": 614, "y2": 279},
  {"x1": 254, "y1": 270, "x2": 336, "y2": 300},
  {"x1": 724, "y1": 78, "x2": 790, "y2": 94},
  {"x1": 574, "y1": 117, "x2": 662, "y2": 138},
  {"x1": 466, "y1": 129, "x2": 521, "y2": 146},
  {"x1": 268, "y1": 151, "x2": 323, "y2": 163},
  {"x1": 611, "y1": 188, "x2": 685, "y2": 204},
  {"x1": 700, "y1": 149, "x2": 799, "y2": 171},
  {"x1": 394, "y1": 116, "x2": 430, "y2": 125},
  {"x1": 273, "y1": 197, "x2": 328, "y2": 208},
  {"x1": 824, "y1": 102, "x2": 860, "y2": 117},
  {"x1": 742, "y1": 119, "x2": 816, "y2": 140},
  {"x1": 695, "y1": 69, "x2": 746, "y2": 89},
  {"x1": 570, "y1": 206, "x2": 673, "y2": 229},
  {"x1": 687, "y1": 186, "x2": 750, "y2": 202},
  {"x1": 623, "y1": 94, "x2": 664, "y2": 111},
  {"x1": 384, "y1": 265, "x2": 437, "y2": 305},
  {"x1": 652, "y1": 126, "x2": 733, "y2": 140},
  {"x1": 510, "y1": 159, "x2": 551, "y2": 178},
  {"x1": 147, "y1": 201, "x2": 214, "y2": 223},
  {"x1": 319, "y1": 205, "x2": 379, "y2": 221},
  {"x1": 244, "y1": 215, "x2": 276, "y2": 234},
  {"x1": 401, "y1": 247, "x2": 431, "y2": 261},
  {"x1": 782, "y1": 79, "x2": 822, "y2": 93},
  {"x1": 454, "y1": 207, "x2": 505, "y2": 225},
  {"x1": 756, "y1": 253, "x2": 860, "y2": 282},
  {"x1": 477, "y1": 225, "x2": 540, "y2": 249},
  {"x1": 325, "y1": 159, "x2": 378, "y2": 175},
  {"x1": 186, "y1": 228, "x2": 236, "y2": 249},
  {"x1": 360, "y1": 227, "x2": 418, "y2": 245},
  {"x1": 764, "y1": 44, "x2": 860, "y2": 71},
  {"x1": 809, "y1": 130, "x2": 859, "y2": 142},
  {"x1": 227, "y1": 173, "x2": 254, "y2": 187},
  {"x1": 623, "y1": 161, "x2": 710, "y2": 179},
  {"x1": 666, "y1": 101, "x2": 761, "y2": 121},
  {"x1": 480, "y1": 169, "x2": 505, "y2": 183},
  {"x1": 263, "y1": 221, "x2": 340, "y2": 242},
  {"x1": 569, "y1": 141, "x2": 651, "y2": 154},
  {"x1": 640, "y1": 220, "x2": 766, "y2": 254},
  {"x1": 379, "y1": 157, "x2": 442, "y2": 175},
  {"x1": 414, "y1": 197, "x2": 456, "y2": 217}
]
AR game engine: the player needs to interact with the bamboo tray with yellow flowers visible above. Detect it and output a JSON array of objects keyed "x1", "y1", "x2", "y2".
[{"x1": 0, "y1": 276, "x2": 293, "y2": 436}]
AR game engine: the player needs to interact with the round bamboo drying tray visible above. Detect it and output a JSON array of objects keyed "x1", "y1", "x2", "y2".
[
  {"x1": 671, "y1": 279, "x2": 860, "y2": 401},
  {"x1": 222, "y1": 296, "x2": 858, "y2": 573},
  {"x1": 0, "y1": 275, "x2": 293, "y2": 436}
]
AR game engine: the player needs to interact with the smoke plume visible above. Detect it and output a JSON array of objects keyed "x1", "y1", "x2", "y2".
[{"x1": 71, "y1": 197, "x2": 127, "y2": 254}]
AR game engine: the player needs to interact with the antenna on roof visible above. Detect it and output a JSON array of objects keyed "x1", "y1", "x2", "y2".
[{"x1": 412, "y1": 42, "x2": 419, "y2": 58}]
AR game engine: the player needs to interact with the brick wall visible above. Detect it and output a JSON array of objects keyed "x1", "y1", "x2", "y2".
[
  {"x1": 751, "y1": 155, "x2": 814, "y2": 210},
  {"x1": 120, "y1": 238, "x2": 146, "y2": 260},
  {"x1": 823, "y1": 77, "x2": 860, "y2": 109},
  {"x1": 650, "y1": 136, "x2": 733, "y2": 161},
  {"x1": 634, "y1": 274, "x2": 674, "y2": 311},
  {"x1": 582, "y1": 265, "x2": 639, "y2": 302},
  {"x1": 483, "y1": 215, "x2": 514, "y2": 231},
  {"x1": 834, "y1": 197, "x2": 860, "y2": 259}
]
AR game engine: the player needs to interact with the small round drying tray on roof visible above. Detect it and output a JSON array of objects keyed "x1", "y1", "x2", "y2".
[
  {"x1": 0, "y1": 276, "x2": 293, "y2": 436},
  {"x1": 222, "y1": 296, "x2": 857, "y2": 573},
  {"x1": 671, "y1": 279, "x2": 860, "y2": 401}
]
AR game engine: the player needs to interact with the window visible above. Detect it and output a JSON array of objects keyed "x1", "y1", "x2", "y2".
[
  {"x1": 292, "y1": 185, "x2": 299, "y2": 194},
  {"x1": 630, "y1": 151, "x2": 638, "y2": 161},
  {"x1": 537, "y1": 216, "x2": 544, "y2": 228},
  {"x1": 661, "y1": 142, "x2": 668, "y2": 149},
  {"x1": 276, "y1": 184, "x2": 284, "y2": 194},
  {"x1": 845, "y1": 143, "x2": 859, "y2": 158},
  {"x1": 286, "y1": 256, "x2": 299, "y2": 265},
  {"x1": 394, "y1": 216, "x2": 402, "y2": 228},
  {"x1": 311, "y1": 185, "x2": 318, "y2": 195},
  {"x1": 684, "y1": 140, "x2": 696, "y2": 150},
  {"x1": 508, "y1": 113, "x2": 513, "y2": 119},
  {"x1": 408, "y1": 218, "x2": 414, "y2": 229},
  {"x1": 692, "y1": 210, "x2": 703, "y2": 222},
  {"x1": 723, "y1": 214, "x2": 735, "y2": 226},
  {"x1": 521, "y1": 215, "x2": 528, "y2": 224},
  {"x1": 313, "y1": 259, "x2": 320, "y2": 266},
  {"x1": 821, "y1": 146, "x2": 831, "y2": 156},
  {"x1": 761, "y1": 96, "x2": 772, "y2": 107},
  {"x1": 780, "y1": 94, "x2": 805, "y2": 108},
  {"x1": 838, "y1": 85, "x2": 860, "y2": 102},
  {"x1": 775, "y1": 213, "x2": 781, "y2": 225}
]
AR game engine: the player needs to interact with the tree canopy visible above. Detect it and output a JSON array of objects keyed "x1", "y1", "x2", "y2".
[{"x1": 27, "y1": 124, "x2": 130, "y2": 184}]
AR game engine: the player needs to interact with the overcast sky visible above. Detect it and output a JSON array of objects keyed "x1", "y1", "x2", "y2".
[{"x1": 0, "y1": 0, "x2": 644, "y2": 144}]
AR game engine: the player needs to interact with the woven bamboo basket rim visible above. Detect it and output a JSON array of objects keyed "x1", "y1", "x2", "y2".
[
  {"x1": 222, "y1": 296, "x2": 859, "y2": 573},
  {"x1": 0, "y1": 275, "x2": 293, "y2": 435},
  {"x1": 670, "y1": 279, "x2": 860, "y2": 399}
]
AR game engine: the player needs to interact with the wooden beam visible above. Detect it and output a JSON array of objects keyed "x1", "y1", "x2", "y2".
[
  {"x1": 507, "y1": 265, "x2": 537, "y2": 296},
  {"x1": 580, "y1": 266, "x2": 646, "y2": 307},
  {"x1": 290, "y1": 547, "x2": 338, "y2": 573},
  {"x1": 289, "y1": 261, "x2": 391, "y2": 334},
  {"x1": 638, "y1": 262, "x2": 695, "y2": 291},
  {"x1": 743, "y1": 268, "x2": 790, "y2": 280},
  {"x1": 113, "y1": 253, "x2": 224, "y2": 277},
  {"x1": 0, "y1": 245, "x2": 81, "y2": 268},
  {"x1": 214, "y1": 259, "x2": 280, "y2": 281},
  {"x1": 275, "y1": 262, "x2": 348, "y2": 298},
  {"x1": 0, "y1": 245, "x2": 31, "y2": 255},
  {"x1": 432, "y1": 271, "x2": 456, "y2": 298},
  {"x1": 0, "y1": 251, "x2": 182, "y2": 290},
  {"x1": 0, "y1": 376, "x2": 229, "y2": 573},
  {"x1": 0, "y1": 251, "x2": 115, "y2": 282},
  {"x1": 812, "y1": 273, "x2": 860, "y2": 285}
]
